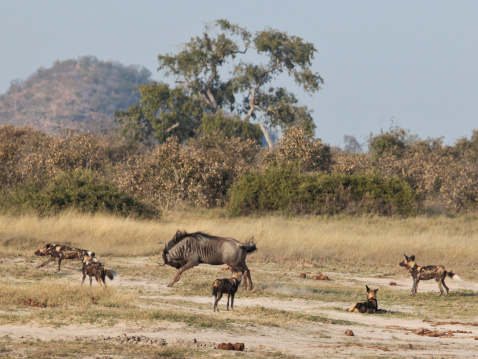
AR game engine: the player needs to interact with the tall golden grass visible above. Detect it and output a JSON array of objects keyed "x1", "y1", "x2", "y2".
[{"x1": 1, "y1": 210, "x2": 476, "y2": 271}]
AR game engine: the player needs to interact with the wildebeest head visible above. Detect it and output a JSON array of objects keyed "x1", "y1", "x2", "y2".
[
  {"x1": 34, "y1": 244, "x2": 54, "y2": 256},
  {"x1": 156, "y1": 242, "x2": 182, "y2": 268},
  {"x1": 157, "y1": 231, "x2": 190, "y2": 268},
  {"x1": 157, "y1": 241, "x2": 168, "y2": 266}
]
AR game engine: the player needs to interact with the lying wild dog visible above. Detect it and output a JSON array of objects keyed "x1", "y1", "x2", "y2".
[
  {"x1": 80, "y1": 254, "x2": 115, "y2": 288},
  {"x1": 348, "y1": 285, "x2": 379, "y2": 313},
  {"x1": 399, "y1": 254, "x2": 461, "y2": 296},
  {"x1": 35, "y1": 244, "x2": 94, "y2": 272},
  {"x1": 212, "y1": 271, "x2": 243, "y2": 312}
]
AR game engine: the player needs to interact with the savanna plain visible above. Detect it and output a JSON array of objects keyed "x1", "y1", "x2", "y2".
[{"x1": 0, "y1": 211, "x2": 477, "y2": 358}]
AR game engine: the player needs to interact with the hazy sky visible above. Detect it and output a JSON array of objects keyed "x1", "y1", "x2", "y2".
[{"x1": 2, "y1": 1, "x2": 478, "y2": 148}]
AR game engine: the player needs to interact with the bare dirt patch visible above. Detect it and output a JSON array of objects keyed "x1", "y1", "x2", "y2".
[{"x1": 0, "y1": 256, "x2": 477, "y2": 358}]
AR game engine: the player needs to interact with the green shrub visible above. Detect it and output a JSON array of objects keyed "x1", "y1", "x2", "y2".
[
  {"x1": 1, "y1": 169, "x2": 160, "y2": 218},
  {"x1": 228, "y1": 167, "x2": 417, "y2": 217}
]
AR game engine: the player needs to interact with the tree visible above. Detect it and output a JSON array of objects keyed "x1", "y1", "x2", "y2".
[{"x1": 116, "y1": 19, "x2": 323, "y2": 146}]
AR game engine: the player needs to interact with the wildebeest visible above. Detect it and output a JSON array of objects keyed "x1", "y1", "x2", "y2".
[
  {"x1": 348, "y1": 285, "x2": 379, "y2": 313},
  {"x1": 80, "y1": 253, "x2": 115, "y2": 287},
  {"x1": 34, "y1": 244, "x2": 94, "y2": 272},
  {"x1": 399, "y1": 254, "x2": 461, "y2": 296},
  {"x1": 157, "y1": 231, "x2": 257, "y2": 290},
  {"x1": 212, "y1": 271, "x2": 243, "y2": 312}
]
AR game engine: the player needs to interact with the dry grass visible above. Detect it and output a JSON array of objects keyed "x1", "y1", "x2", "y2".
[
  {"x1": 0, "y1": 210, "x2": 477, "y2": 273},
  {"x1": 0, "y1": 217, "x2": 476, "y2": 359}
]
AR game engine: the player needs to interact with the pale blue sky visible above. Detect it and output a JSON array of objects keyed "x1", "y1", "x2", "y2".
[{"x1": 2, "y1": 0, "x2": 478, "y2": 148}]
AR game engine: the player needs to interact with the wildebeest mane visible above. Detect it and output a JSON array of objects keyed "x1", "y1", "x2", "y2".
[{"x1": 165, "y1": 230, "x2": 223, "y2": 252}]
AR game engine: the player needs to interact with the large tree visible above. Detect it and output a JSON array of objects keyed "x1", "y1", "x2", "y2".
[{"x1": 116, "y1": 19, "x2": 323, "y2": 146}]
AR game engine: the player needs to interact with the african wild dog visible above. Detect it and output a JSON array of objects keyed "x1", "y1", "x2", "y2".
[
  {"x1": 34, "y1": 244, "x2": 94, "y2": 272},
  {"x1": 399, "y1": 254, "x2": 461, "y2": 296},
  {"x1": 348, "y1": 285, "x2": 379, "y2": 313},
  {"x1": 212, "y1": 271, "x2": 243, "y2": 312},
  {"x1": 80, "y1": 254, "x2": 115, "y2": 288}
]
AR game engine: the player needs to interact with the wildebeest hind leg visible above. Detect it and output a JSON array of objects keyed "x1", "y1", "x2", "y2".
[
  {"x1": 241, "y1": 263, "x2": 253, "y2": 291},
  {"x1": 168, "y1": 256, "x2": 200, "y2": 287}
]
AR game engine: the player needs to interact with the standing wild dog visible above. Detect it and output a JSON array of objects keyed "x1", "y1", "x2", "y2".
[
  {"x1": 35, "y1": 244, "x2": 94, "y2": 272},
  {"x1": 212, "y1": 271, "x2": 243, "y2": 312},
  {"x1": 80, "y1": 254, "x2": 115, "y2": 288},
  {"x1": 399, "y1": 254, "x2": 461, "y2": 296},
  {"x1": 348, "y1": 285, "x2": 379, "y2": 313}
]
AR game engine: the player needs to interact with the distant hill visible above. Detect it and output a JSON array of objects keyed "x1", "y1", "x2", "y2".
[{"x1": 0, "y1": 56, "x2": 152, "y2": 134}]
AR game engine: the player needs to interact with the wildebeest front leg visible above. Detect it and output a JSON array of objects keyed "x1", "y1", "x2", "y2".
[{"x1": 168, "y1": 256, "x2": 200, "y2": 287}]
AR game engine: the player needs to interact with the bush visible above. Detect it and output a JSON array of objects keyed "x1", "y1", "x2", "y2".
[
  {"x1": 0, "y1": 169, "x2": 160, "y2": 218},
  {"x1": 228, "y1": 167, "x2": 417, "y2": 217}
]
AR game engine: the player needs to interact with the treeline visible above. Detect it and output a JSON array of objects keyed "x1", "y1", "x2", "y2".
[{"x1": 0, "y1": 124, "x2": 477, "y2": 218}]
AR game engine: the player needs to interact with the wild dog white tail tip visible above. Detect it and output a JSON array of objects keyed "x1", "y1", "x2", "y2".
[{"x1": 452, "y1": 274, "x2": 462, "y2": 281}]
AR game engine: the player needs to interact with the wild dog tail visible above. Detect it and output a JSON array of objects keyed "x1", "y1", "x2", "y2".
[
  {"x1": 104, "y1": 267, "x2": 114, "y2": 280},
  {"x1": 447, "y1": 271, "x2": 462, "y2": 281}
]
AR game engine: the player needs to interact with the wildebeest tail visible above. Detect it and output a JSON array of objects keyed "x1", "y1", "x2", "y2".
[
  {"x1": 241, "y1": 243, "x2": 257, "y2": 254},
  {"x1": 104, "y1": 267, "x2": 114, "y2": 280},
  {"x1": 447, "y1": 271, "x2": 461, "y2": 281}
]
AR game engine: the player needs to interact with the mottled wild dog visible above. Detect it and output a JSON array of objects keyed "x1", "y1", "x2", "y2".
[
  {"x1": 35, "y1": 244, "x2": 94, "y2": 272},
  {"x1": 399, "y1": 254, "x2": 461, "y2": 296},
  {"x1": 348, "y1": 285, "x2": 379, "y2": 313},
  {"x1": 212, "y1": 271, "x2": 243, "y2": 312},
  {"x1": 80, "y1": 254, "x2": 115, "y2": 288}
]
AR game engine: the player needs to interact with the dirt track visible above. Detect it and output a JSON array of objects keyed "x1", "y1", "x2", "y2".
[{"x1": 1, "y1": 257, "x2": 477, "y2": 358}]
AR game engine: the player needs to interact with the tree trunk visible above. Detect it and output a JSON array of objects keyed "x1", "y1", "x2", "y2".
[{"x1": 259, "y1": 123, "x2": 274, "y2": 148}]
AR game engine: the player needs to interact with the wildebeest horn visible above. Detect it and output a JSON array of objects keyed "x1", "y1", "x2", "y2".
[{"x1": 157, "y1": 241, "x2": 166, "y2": 266}]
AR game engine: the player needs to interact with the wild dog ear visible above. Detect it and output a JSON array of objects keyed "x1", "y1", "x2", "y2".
[
  {"x1": 404, "y1": 254, "x2": 408, "y2": 259},
  {"x1": 374, "y1": 288, "x2": 379, "y2": 293},
  {"x1": 366, "y1": 285, "x2": 370, "y2": 292},
  {"x1": 409, "y1": 255, "x2": 415, "y2": 261}
]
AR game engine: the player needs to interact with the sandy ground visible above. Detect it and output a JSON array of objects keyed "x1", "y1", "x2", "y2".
[{"x1": 1, "y1": 258, "x2": 477, "y2": 358}]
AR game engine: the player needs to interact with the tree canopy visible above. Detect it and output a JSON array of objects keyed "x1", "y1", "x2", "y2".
[{"x1": 115, "y1": 19, "x2": 323, "y2": 146}]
